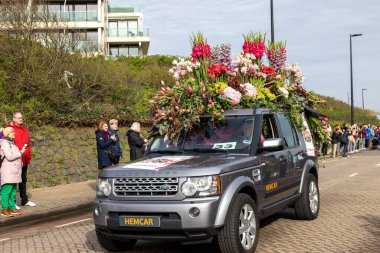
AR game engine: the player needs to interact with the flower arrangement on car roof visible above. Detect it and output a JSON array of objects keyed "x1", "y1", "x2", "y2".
[{"x1": 149, "y1": 32, "x2": 329, "y2": 146}]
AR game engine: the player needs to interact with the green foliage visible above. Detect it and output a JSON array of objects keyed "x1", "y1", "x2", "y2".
[
  {"x1": 317, "y1": 95, "x2": 380, "y2": 126},
  {"x1": 0, "y1": 34, "x2": 174, "y2": 127}
]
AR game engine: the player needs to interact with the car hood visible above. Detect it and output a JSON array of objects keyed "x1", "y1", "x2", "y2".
[{"x1": 100, "y1": 153, "x2": 259, "y2": 178}]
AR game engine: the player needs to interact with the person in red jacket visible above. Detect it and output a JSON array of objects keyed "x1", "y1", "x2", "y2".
[{"x1": 7, "y1": 112, "x2": 36, "y2": 207}]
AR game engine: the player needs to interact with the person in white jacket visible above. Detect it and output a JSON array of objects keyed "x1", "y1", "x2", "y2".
[{"x1": 1, "y1": 127, "x2": 26, "y2": 217}]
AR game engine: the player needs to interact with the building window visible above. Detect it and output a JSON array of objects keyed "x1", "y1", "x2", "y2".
[
  {"x1": 109, "y1": 45, "x2": 139, "y2": 57},
  {"x1": 108, "y1": 20, "x2": 139, "y2": 37},
  {"x1": 128, "y1": 46, "x2": 139, "y2": 56}
]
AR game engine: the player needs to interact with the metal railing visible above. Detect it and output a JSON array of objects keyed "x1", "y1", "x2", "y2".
[
  {"x1": 35, "y1": 11, "x2": 98, "y2": 22},
  {"x1": 108, "y1": 28, "x2": 149, "y2": 37},
  {"x1": 108, "y1": 6, "x2": 140, "y2": 13}
]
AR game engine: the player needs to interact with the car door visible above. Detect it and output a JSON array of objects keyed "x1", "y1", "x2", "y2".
[
  {"x1": 277, "y1": 113, "x2": 304, "y2": 197},
  {"x1": 260, "y1": 114, "x2": 290, "y2": 207}
]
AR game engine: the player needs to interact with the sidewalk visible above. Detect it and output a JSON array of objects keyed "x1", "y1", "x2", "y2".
[{"x1": 0, "y1": 180, "x2": 96, "y2": 227}]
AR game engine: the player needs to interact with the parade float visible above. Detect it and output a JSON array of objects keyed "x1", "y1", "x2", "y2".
[{"x1": 149, "y1": 32, "x2": 330, "y2": 149}]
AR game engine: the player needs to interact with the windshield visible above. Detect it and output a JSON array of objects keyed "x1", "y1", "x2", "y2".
[{"x1": 149, "y1": 115, "x2": 255, "y2": 154}]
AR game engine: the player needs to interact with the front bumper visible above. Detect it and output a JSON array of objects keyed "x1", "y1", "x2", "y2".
[{"x1": 93, "y1": 197, "x2": 222, "y2": 241}]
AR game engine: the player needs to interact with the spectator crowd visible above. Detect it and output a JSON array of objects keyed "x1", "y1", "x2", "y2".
[{"x1": 322, "y1": 124, "x2": 380, "y2": 158}]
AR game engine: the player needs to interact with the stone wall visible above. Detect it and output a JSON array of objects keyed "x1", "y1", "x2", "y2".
[{"x1": 28, "y1": 126, "x2": 132, "y2": 188}]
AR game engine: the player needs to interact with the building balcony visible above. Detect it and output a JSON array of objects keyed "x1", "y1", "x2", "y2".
[
  {"x1": 35, "y1": 11, "x2": 98, "y2": 22},
  {"x1": 108, "y1": 28, "x2": 149, "y2": 37},
  {"x1": 74, "y1": 41, "x2": 99, "y2": 52},
  {"x1": 108, "y1": 6, "x2": 140, "y2": 13}
]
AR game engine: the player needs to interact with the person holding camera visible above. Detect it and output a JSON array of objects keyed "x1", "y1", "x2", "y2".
[
  {"x1": 96, "y1": 121, "x2": 116, "y2": 169},
  {"x1": 7, "y1": 112, "x2": 36, "y2": 208},
  {"x1": 0, "y1": 127, "x2": 25, "y2": 217}
]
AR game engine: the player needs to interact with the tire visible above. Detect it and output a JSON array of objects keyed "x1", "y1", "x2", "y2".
[
  {"x1": 294, "y1": 173, "x2": 319, "y2": 220},
  {"x1": 217, "y1": 193, "x2": 259, "y2": 253},
  {"x1": 96, "y1": 230, "x2": 137, "y2": 252}
]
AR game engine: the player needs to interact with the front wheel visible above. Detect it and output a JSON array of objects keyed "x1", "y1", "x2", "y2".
[
  {"x1": 294, "y1": 173, "x2": 319, "y2": 220},
  {"x1": 217, "y1": 193, "x2": 259, "y2": 253},
  {"x1": 96, "y1": 230, "x2": 137, "y2": 252}
]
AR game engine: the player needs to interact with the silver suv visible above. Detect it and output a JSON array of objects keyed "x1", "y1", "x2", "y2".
[{"x1": 93, "y1": 108, "x2": 320, "y2": 253}]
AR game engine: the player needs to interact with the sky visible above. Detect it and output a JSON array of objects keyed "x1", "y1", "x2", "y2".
[{"x1": 110, "y1": 0, "x2": 380, "y2": 113}]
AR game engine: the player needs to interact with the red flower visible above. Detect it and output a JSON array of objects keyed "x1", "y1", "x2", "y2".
[
  {"x1": 208, "y1": 64, "x2": 227, "y2": 78},
  {"x1": 261, "y1": 64, "x2": 276, "y2": 76},
  {"x1": 191, "y1": 43, "x2": 211, "y2": 62},
  {"x1": 242, "y1": 41, "x2": 265, "y2": 59}
]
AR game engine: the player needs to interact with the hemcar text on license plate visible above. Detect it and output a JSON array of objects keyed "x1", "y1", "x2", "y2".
[{"x1": 119, "y1": 216, "x2": 160, "y2": 227}]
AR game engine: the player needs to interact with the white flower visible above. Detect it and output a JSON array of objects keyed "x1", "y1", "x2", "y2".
[{"x1": 279, "y1": 87, "x2": 289, "y2": 98}]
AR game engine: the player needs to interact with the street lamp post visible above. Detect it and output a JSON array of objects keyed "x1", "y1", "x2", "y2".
[
  {"x1": 350, "y1": 33, "x2": 363, "y2": 125},
  {"x1": 270, "y1": 0, "x2": 274, "y2": 43},
  {"x1": 362, "y1": 88, "x2": 367, "y2": 110}
]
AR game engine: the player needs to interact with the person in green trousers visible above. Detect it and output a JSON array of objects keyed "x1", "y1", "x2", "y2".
[{"x1": 1, "y1": 127, "x2": 25, "y2": 217}]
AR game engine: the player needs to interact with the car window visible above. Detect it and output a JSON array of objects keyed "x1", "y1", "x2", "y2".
[
  {"x1": 262, "y1": 114, "x2": 279, "y2": 139},
  {"x1": 149, "y1": 115, "x2": 255, "y2": 154},
  {"x1": 278, "y1": 114, "x2": 299, "y2": 148}
]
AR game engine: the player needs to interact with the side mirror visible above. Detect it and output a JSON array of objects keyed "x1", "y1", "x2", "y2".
[{"x1": 259, "y1": 138, "x2": 284, "y2": 152}]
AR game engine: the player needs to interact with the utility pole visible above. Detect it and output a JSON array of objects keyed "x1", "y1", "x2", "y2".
[
  {"x1": 349, "y1": 33, "x2": 363, "y2": 125},
  {"x1": 270, "y1": 0, "x2": 274, "y2": 43}
]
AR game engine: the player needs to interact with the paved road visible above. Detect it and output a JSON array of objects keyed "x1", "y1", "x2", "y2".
[{"x1": 1, "y1": 150, "x2": 379, "y2": 253}]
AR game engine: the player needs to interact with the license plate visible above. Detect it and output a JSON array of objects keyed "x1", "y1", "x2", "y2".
[{"x1": 119, "y1": 216, "x2": 160, "y2": 227}]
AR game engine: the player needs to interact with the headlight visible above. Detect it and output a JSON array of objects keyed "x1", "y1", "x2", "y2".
[
  {"x1": 181, "y1": 176, "x2": 221, "y2": 197},
  {"x1": 96, "y1": 178, "x2": 112, "y2": 197}
]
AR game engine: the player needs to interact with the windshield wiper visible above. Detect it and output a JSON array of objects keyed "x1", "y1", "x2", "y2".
[
  {"x1": 184, "y1": 148, "x2": 229, "y2": 154},
  {"x1": 149, "y1": 149, "x2": 184, "y2": 154}
]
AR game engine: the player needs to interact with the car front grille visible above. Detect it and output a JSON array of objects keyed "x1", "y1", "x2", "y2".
[{"x1": 113, "y1": 177, "x2": 179, "y2": 196}]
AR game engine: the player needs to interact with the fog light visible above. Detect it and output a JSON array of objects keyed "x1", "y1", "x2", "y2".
[
  {"x1": 94, "y1": 206, "x2": 100, "y2": 216},
  {"x1": 189, "y1": 207, "x2": 200, "y2": 218}
]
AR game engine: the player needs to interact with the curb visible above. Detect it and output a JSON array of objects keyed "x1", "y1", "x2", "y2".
[{"x1": 0, "y1": 200, "x2": 93, "y2": 228}]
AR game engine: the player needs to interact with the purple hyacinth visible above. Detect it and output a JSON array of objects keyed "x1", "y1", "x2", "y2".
[{"x1": 210, "y1": 44, "x2": 232, "y2": 70}]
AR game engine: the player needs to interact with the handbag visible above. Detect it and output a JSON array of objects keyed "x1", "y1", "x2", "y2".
[{"x1": 105, "y1": 146, "x2": 118, "y2": 163}]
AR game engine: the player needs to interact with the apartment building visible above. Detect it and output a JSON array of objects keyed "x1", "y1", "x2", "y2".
[{"x1": 2, "y1": 0, "x2": 150, "y2": 57}]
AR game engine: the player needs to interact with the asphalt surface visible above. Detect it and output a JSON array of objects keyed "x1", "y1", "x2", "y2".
[{"x1": 0, "y1": 150, "x2": 379, "y2": 253}]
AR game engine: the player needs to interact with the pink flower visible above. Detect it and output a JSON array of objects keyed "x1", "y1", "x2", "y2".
[
  {"x1": 168, "y1": 117, "x2": 173, "y2": 121},
  {"x1": 161, "y1": 113, "x2": 167, "y2": 117},
  {"x1": 223, "y1": 87, "x2": 242, "y2": 104},
  {"x1": 182, "y1": 109, "x2": 187, "y2": 113},
  {"x1": 160, "y1": 87, "x2": 166, "y2": 92},
  {"x1": 175, "y1": 81, "x2": 180, "y2": 86},
  {"x1": 166, "y1": 87, "x2": 171, "y2": 92},
  {"x1": 161, "y1": 80, "x2": 165, "y2": 85},
  {"x1": 221, "y1": 109, "x2": 224, "y2": 113},
  {"x1": 202, "y1": 94, "x2": 206, "y2": 99},
  {"x1": 240, "y1": 83, "x2": 258, "y2": 98},
  {"x1": 175, "y1": 106, "x2": 179, "y2": 110},
  {"x1": 160, "y1": 91, "x2": 165, "y2": 95}
]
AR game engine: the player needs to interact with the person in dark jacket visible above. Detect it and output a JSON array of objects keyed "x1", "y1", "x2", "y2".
[
  {"x1": 96, "y1": 121, "x2": 116, "y2": 169},
  {"x1": 339, "y1": 126, "x2": 349, "y2": 157},
  {"x1": 108, "y1": 119, "x2": 122, "y2": 164},
  {"x1": 330, "y1": 127, "x2": 341, "y2": 158},
  {"x1": 126, "y1": 122, "x2": 146, "y2": 160}
]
